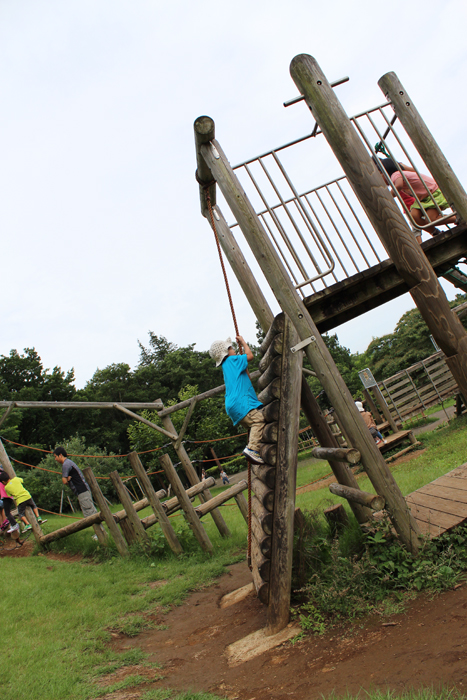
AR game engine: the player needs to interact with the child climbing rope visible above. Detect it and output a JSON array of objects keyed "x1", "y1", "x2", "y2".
[
  {"x1": 209, "y1": 335, "x2": 265, "y2": 464},
  {"x1": 379, "y1": 158, "x2": 457, "y2": 242}
]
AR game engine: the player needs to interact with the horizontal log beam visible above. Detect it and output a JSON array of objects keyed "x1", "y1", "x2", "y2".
[
  {"x1": 140, "y1": 478, "x2": 215, "y2": 528},
  {"x1": 0, "y1": 401, "x2": 164, "y2": 410},
  {"x1": 329, "y1": 483, "x2": 385, "y2": 511},
  {"x1": 195, "y1": 480, "x2": 248, "y2": 518},
  {"x1": 40, "y1": 489, "x2": 166, "y2": 545},
  {"x1": 311, "y1": 446, "x2": 361, "y2": 465}
]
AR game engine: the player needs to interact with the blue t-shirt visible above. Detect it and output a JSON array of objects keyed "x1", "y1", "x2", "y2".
[{"x1": 221, "y1": 354, "x2": 262, "y2": 425}]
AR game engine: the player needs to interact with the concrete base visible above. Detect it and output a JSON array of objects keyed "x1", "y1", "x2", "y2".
[{"x1": 226, "y1": 625, "x2": 301, "y2": 666}]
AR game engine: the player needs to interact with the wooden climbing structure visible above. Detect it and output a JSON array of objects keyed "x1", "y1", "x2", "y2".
[{"x1": 193, "y1": 53, "x2": 467, "y2": 633}]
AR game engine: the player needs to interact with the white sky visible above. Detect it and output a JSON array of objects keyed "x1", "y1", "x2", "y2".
[{"x1": 1, "y1": 0, "x2": 466, "y2": 388}]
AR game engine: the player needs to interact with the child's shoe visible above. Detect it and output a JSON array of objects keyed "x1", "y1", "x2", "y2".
[
  {"x1": 1, "y1": 518, "x2": 10, "y2": 531},
  {"x1": 7, "y1": 523, "x2": 19, "y2": 534},
  {"x1": 243, "y1": 447, "x2": 264, "y2": 464},
  {"x1": 36, "y1": 516, "x2": 43, "y2": 523},
  {"x1": 22, "y1": 524, "x2": 32, "y2": 532}
]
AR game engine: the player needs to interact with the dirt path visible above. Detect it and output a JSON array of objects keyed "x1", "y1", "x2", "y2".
[{"x1": 111, "y1": 561, "x2": 467, "y2": 700}]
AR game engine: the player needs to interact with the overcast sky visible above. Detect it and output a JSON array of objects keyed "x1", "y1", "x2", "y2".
[{"x1": 1, "y1": 0, "x2": 466, "y2": 388}]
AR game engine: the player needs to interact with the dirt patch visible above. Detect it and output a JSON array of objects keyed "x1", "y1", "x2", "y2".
[
  {"x1": 0, "y1": 537, "x2": 85, "y2": 564},
  {"x1": 111, "y1": 561, "x2": 467, "y2": 699}
]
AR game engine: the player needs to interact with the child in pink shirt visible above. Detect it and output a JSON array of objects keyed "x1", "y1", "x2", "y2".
[
  {"x1": 0, "y1": 475, "x2": 18, "y2": 534},
  {"x1": 379, "y1": 158, "x2": 456, "y2": 241}
]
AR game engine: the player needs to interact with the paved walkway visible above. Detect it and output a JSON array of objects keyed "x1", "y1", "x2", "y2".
[{"x1": 412, "y1": 404, "x2": 456, "y2": 435}]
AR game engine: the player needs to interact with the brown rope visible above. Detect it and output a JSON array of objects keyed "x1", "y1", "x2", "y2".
[
  {"x1": 247, "y1": 457, "x2": 252, "y2": 571},
  {"x1": 204, "y1": 188, "x2": 242, "y2": 349}
]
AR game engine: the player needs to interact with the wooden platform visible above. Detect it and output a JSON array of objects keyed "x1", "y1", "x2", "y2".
[
  {"x1": 304, "y1": 225, "x2": 467, "y2": 332},
  {"x1": 406, "y1": 464, "x2": 467, "y2": 538}
]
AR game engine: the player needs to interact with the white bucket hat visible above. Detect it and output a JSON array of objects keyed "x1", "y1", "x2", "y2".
[
  {"x1": 355, "y1": 401, "x2": 364, "y2": 412},
  {"x1": 209, "y1": 338, "x2": 233, "y2": 367}
]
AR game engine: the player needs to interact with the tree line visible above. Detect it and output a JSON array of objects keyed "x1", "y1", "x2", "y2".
[{"x1": 1, "y1": 292, "x2": 465, "y2": 509}]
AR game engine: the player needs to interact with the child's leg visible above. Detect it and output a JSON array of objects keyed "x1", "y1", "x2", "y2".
[
  {"x1": 3, "y1": 498, "x2": 17, "y2": 527},
  {"x1": 411, "y1": 206, "x2": 456, "y2": 235},
  {"x1": 240, "y1": 409, "x2": 265, "y2": 452}
]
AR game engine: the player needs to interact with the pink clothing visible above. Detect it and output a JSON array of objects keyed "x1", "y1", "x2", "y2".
[
  {"x1": 0, "y1": 481, "x2": 8, "y2": 500},
  {"x1": 391, "y1": 170, "x2": 438, "y2": 198}
]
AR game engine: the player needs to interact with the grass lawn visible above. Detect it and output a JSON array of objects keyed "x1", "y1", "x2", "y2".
[{"x1": 3, "y1": 413, "x2": 467, "y2": 700}]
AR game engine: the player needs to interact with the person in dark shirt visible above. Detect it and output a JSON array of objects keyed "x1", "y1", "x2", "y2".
[{"x1": 53, "y1": 447, "x2": 98, "y2": 517}]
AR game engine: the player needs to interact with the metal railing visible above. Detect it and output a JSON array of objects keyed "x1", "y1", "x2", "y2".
[{"x1": 225, "y1": 101, "x2": 456, "y2": 296}]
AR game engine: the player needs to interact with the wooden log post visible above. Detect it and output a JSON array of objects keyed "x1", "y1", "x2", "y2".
[
  {"x1": 83, "y1": 467, "x2": 129, "y2": 557},
  {"x1": 311, "y1": 447, "x2": 361, "y2": 464},
  {"x1": 24, "y1": 505, "x2": 43, "y2": 546},
  {"x1": 290, "y1": 54, "x2": 467, "y2": 434},
  {"x1": 199, "y1": 134, "x2": 414, "y2": 548},
  {"x1": 39, "y1": 489, "x2": 166, "y2": 545},
  {"x1": 234, "y1": 492, "x2": 248, "y2": 524},
  {"x1": 193, "y1": 122, "x2": 370, "y2": 524},
  {"x1": 267, "y1": 315, "x2": 303, "y2": 635},
  {"x1": 109, "y1": 471, "x2": 151, "y2": 547},
  {"x1": 159, "y1": 411, "x2": 231, "y2": 538},
  {"x1": 0, "y1": 439, "x2": 16, "y2": 477},
  {"x1": 363, "y1": 389, "x2": 383, "y2": 424},
  {"x1": 195, "y1": 480, "x2": 248, "y2": 518},
  {"x1": 128, "y1": 452, "x2": 183, "y2": 555},
  {"x1": 329, "y1": 483, "x2": 386, "y2": 511},
  {"x1": 371, "y1": 384, "x2": 399, "y2": 433},
  {"x1": 159, "y1": 454, "x2": 213, "y2": 554},
  {"x1": 378, "y1": 72, "x2": 467, "y2": 226},
  {"x1": 324, "y1": 504, "x2": 349, "y2": 533}
]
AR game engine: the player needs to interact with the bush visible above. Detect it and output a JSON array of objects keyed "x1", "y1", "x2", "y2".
[{"x1": 293, "y1": 509, "x2": 467, "y2": 631}]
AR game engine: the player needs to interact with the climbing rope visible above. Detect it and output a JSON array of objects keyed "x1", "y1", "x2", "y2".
[{"x1": 203, "y1": 186, "x2": 242, "y2": 348}]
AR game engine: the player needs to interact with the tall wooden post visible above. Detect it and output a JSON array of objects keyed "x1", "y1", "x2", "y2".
[
  {"x1": 24, "y1": 505, "x2": 43, "y2": 546},
  {"x1": 109, "y1": 471, "x2": 150, "y2": 547},
  {"x1": 199, "y1": 133, "x2": 419, "y2": 551},
  {"x1": 267, "y1": 316, "x2": 302, "y2": 635},
  {"x1": 194, "y1": 117, "x2": 371, "y2": 524},
  {"x1": 129, "y1": 452, "x2": 183, "y2": 555},
  {"x1": 378, "y1": 72, "x2": 467, "y2": 225},
  {"x1": 159, "y1": 411, "x2": 231, "y2": 538},
  {"x1": 84, "y1": 467, "x2": 129, "y2": 557},
  {"x1": 0, "y1": 439, "x2": 16, "y2": 477},
  {"x1": 159, "y1": 454, "x2": 213, "y2": 554},
  {"x1": 289, "y1": 53, "x2": 467, "y2": 411}
]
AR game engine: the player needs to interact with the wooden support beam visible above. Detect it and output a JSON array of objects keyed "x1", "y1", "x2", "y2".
[
  {"x1": 24, "y1": 506, "x2": 43, "y2": 546},
  {"x1": 140, "y1": 479, "x2": 215, "y2": 528},
  {"x1": 195, "y1": 480, "x2": 248, "y2": 518},
  {"x1": 128, "y1": 452, "x2": 183, "y2": 555},
  {"x1": 113, "y1": 404, "x2": 177, "y2": 440},
  {"x1": 234, "y1": 492, "x2": 248, "y2": 524},
  {"x1": 109, "y1": 471, "x2": 150, "y2": 546},
  {"x1": 0, "y1": 438, "x2": 16, "y2": 478},
  {"x1": 0, "y1": 403, "x2": 14, "y2": 428},
  {"x1": 159, "y1": 453, "x2": 213, "y2": 553},
  {"x1": 194, "y1": 115, "x2": 217, "y2": 218},
  {"x1": 267, "y1": 316, "x2": 302, "y2": 635},
  {"x1": 311, "y1": 446, "x2": 361, "y2": 464},
  {"x1": 324, "y1": 503, "x2": 349, "y2": 532},
  {"x1": 200, "y1": 134, "x2": 412, "y2": 548},
  {"x1": 159, "y1": 411, "x2": 231, "y2": 538},
  {"x1": 0, "y1": 401, "x2": 164, "y2": 410},
  {"x1": 329, "y1": 483, "x2": 385, "y2": 511},
  {"x1": 83, "y1": 467, "x2": 129, "y2": 557},
  {"x1": 174, "y1": 398, "x2": 198, "y2": 450},
  {"x1": 40, "y1": 488, "x2": 166, "y2": 545},
  {"x1": 371, "y1": 385, "x2": 399, "y2": 433}
]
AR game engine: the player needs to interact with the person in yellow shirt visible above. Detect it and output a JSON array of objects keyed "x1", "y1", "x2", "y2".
[{"x1": 0, "y1": 472, "x2": 45, "y2": 533}]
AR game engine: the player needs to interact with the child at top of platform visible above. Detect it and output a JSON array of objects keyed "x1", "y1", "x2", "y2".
[
  {"x1": 379, "y1": 157, "x2": 457, "y2": 242},
  {"x1": 209, "y1": 335, "x2": 265, "y2": 465},
  {"x1": 0, "y1": 472, "x2": 45, "y2": 533}
]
